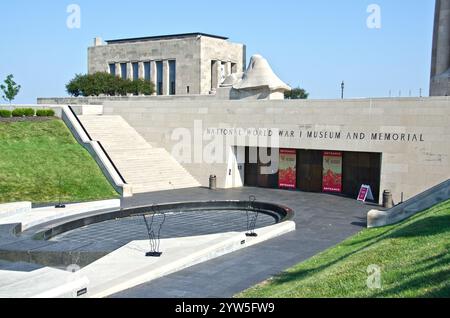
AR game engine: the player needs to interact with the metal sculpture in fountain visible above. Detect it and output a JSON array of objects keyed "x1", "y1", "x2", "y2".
[
  {"x1": 246, "y1": 195, "x2": 259, "y2": 237},
  {"x1": 142, "y1": 204, "x2": 166, "y2": 257}
]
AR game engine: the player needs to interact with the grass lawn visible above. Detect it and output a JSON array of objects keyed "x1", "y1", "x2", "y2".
[
  {"x1": 238, "y1": 200, "x2": 450, "y2": 298},
  {"x1": 0, "y1": 119, "x2": 119, "y2": 204}
]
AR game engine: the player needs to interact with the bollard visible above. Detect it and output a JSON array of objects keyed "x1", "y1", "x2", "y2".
[
  {"x1": 383, "y1": 190, "x2": 393, "y2": 209},
  {"x1": 209, "y1": 175, "x2": 217, "y2": 190}
]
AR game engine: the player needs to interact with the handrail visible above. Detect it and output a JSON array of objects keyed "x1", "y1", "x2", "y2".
[
  {"x1": 67, "y1": 105, "x2": 93, "y2": 141},
  {"x1": 97, "y1": 141, "x2": 127, "y2": 185},
  {"x1": 67, "y1": 105, "x2": 127, "y2": 185}
]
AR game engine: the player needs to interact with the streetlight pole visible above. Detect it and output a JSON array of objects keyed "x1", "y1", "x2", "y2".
[{"x1": 341, "y1": 81, "x2": 345, "y2": 99}]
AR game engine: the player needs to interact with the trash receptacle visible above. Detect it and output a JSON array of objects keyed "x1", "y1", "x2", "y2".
[
  {"x1": 209, "y1": 175, "x2": 217, "y2": 190},
  {"x1": 383, "y1": 190, "x2": 393, "y2": 209}
]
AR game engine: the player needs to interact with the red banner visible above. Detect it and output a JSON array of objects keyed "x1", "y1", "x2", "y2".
[
  {"x1": 279, "y1": 149, "x2": 297, "y2": 189},
  {"x1": 323, "y1": 151, "x2": 342, "y2": 193}
]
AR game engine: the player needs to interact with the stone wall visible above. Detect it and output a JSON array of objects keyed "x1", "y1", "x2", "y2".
[
  {"x1": 37, "y1": 95, "x2": 216, "y2": 105},
  {"x1": 199, "y1": 37, "x2": 245, "y2": 94},
  {"x1": 102, "y1": 97, "x2": 450, "y2": 204},
  {"x1": 88, "y1": 36, "x2": 244, "y2": 96},
  {"x1": 88, "y1": 37, "x2": 202, "y2": 95}
]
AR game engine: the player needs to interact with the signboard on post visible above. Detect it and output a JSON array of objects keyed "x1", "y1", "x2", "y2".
[
  {"x1": 279, "y1": 149, "x2": 297, "y2": 189},
  {"x1": 322, "y1": 151, "x2": 343, "y2": 193},
  {"x1": 357, "y1": 185, "x2": 374, "y2": 202}
]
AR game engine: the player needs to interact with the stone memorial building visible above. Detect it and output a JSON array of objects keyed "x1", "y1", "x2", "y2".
[{"x1": 88, "y1": 33, "x2": 246, "y2": 96}]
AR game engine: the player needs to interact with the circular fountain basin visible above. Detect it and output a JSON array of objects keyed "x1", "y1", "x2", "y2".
[{"x1": 1, "y1": 201, "x2": 294, "y2": 267}]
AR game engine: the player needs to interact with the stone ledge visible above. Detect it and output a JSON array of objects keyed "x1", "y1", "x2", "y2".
[
  {"x1": 86, "y1": 220, "x2": 296, "y2": 298},
  {"x1": 0, "y1": 202, "x2": 31, "y2": 219},
  {"x1": 0, "y1": 267, "x2": 89, "y2": 298},
  {"x1": 368, "y1": 179, "x2": 450, "y2": 228}
]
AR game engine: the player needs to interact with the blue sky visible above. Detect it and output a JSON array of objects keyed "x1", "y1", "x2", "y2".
[{"x1": 0, "y1": 0, "x2": 435, "y2": 103}]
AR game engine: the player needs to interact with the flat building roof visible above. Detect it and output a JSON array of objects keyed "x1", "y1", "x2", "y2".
[{"x1": 106, "y1": 33, "x2": 229, "y2": 44}]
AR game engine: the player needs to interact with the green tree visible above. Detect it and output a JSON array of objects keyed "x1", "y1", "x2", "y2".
[
  {"x1": 133, "y1": 79, "x2": 156, "y2": 96},
  {"x1": 1, "y1": 74, "x2": 21, "y2": 104},
  {"x1": 66, "y1": 74, "x2": 84, "y2": 97},
  {"x1": 66, "y1": 73, "x2": 155, "y2": 97},
  {"x1": 285, "y1": 87, "x2": 309, "y2": 100}
]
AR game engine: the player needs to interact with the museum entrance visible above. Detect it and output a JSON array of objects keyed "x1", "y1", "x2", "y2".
[
  {"x1": 297, "y1": 150, "x2": 323, "y2": 192},
  {"x1": 244, "y1": 147, "x2": 382, "y2": 202},
  {"x1": 342, "y1": 152, "x2": 381, "y2": 202},
  {"x1": 244, "y1": 147, "x2": 278, "y2": 188}
]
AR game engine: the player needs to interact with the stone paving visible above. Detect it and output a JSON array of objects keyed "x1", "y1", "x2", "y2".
[{"x1": 112, "y1": 187, "x2": 372, "y2": 298}]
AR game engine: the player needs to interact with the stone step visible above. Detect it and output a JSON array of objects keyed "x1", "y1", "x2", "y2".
[
  {"x1": 125, "y1": 178, "x2": 199, "y2": 185},
  {"x1": 132, "y1": 185, "x2": 198, "y2": 194},
  {"x1": 79, "y1": 115, "x2": 150, "y2": 147},
  {"x1": 78, "y1": 114, "x2": 200, "y2": 194},
  {"x1": 114, "y1": 158, "x2": 187, "y2": 164},
  {"x1": 118, "y1": 170, "x2": 191, "y2": 176},
  {"x1": 132, "y1": 182, "x2": 198, "y2": 188},
  {"x1": 112, "y1": 158, "x2": 188, "y2": 166},
  {"x1": 127, "y1": 174, "x2": 195, "y2": 181}
]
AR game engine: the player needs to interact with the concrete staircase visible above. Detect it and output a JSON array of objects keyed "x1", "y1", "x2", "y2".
[{"x1": 78, "y1": 115, "x2": 200, "y2": 194}]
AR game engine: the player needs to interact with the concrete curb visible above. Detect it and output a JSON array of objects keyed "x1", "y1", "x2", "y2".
[
  {"x1": 0, "y1": 199, "x2": 121, "y2": 231},
  {"x1": 0, "y1": 267, "x2": 90, "y2": 298},
  {"x1": 368, "y1": 179, "x2": 450, "y2": 228},
  {"x1": 245, "y1": 221, "x2": 296, "y2": 248},
  {"x1": 0, "y1": 202, "x2": 31, "y2": 219},
  {"x1": 87, "y1": 233, "x2": 246, "y2": 298},
  {"x1": 85, "y1": 220, "x2": 296, "y2": 298}
]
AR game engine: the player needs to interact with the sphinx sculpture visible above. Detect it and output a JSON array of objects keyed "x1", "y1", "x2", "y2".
[{"x1": 217, "y1": 54, "x2": 291, "y2": 100}]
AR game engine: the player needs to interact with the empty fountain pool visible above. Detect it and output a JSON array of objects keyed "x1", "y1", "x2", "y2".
[{"x1": 0, "y1": 200, "x2": 294, "y2": 267}]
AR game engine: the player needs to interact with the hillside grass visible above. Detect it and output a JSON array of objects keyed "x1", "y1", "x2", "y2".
[
  {"x1": 238, "y1": 200, "x2": 450, "y2": 298},
  {"x1": 0, "y1": 119, "x2": 119, "y2": 204}
]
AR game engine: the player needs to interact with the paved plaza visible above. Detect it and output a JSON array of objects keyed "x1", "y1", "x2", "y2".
[
  {"x1": 112, "y1": 187, "x2": 371, "y2": 298},
  {"x1": 0, "y1": 186, "x2": 372, "y2": 297}
]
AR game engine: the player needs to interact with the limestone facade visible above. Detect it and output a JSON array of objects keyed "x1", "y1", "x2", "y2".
[
  {"x1": 101, "y1": 97, "x2": 450, "y2": 205},
  {"x1": 88, "y1": 33, "x2": 245, "y2": 96}
]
